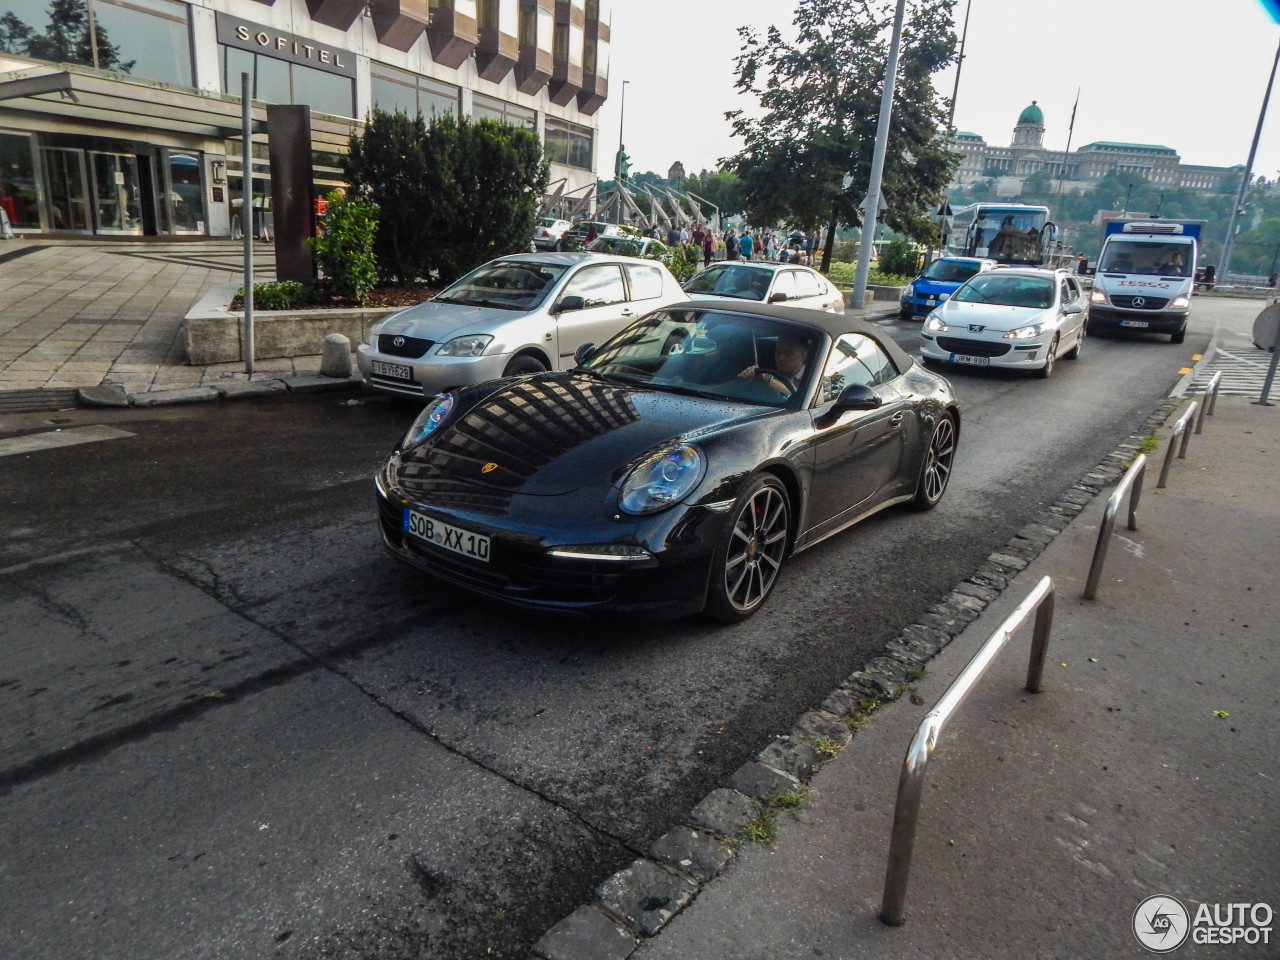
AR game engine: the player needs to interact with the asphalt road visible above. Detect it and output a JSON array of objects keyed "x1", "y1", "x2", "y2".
[{"x1": 0, "y1": 301, "x2": 1232, "y2": 959}]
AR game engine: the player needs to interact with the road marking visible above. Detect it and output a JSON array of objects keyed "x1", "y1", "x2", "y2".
[
  {"x1": 0, "y1": 424, "x2": 135, "y2": 457},
  {"x1": 1178, "y1": 367, "x2": 1192, "y2": 374}
]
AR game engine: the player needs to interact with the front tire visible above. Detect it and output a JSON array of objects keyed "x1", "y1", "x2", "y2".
[
  {"x1": 704, "y1": 475, "x2": 790, "y2": 622},
  {"x1": 911, "y1": 413, "x2": 957, "y2": 510},
  {"x1": 503, "y1": 354, "x2": 548, "y2": 377},
  {"x1": 1171, "y1": 324, "x2": 1186, "y2": 344},
  {"x1": 1037, "y1": 335, "x2": 1059, "y2": 379}
]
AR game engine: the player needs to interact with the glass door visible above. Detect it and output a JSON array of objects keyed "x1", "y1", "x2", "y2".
[
  {"x1": 41, "y1": 147, "x2": 91, "y2": 233},
  {"x1": 89, "y1": 151, "x2": 143, "y2": 234},
  {"x1": 163, "y1": 150, "x2": 205, "y2": 234}
]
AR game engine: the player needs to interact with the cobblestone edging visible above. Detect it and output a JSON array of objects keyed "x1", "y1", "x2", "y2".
[{"x1": 528, "y1": 395, "x2": 1185, "y2": 960}]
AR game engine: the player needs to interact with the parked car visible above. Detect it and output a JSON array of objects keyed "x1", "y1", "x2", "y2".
[
  {"x1": 356, "y1": 252, "x2": 685, "y2": 400},
  {"x1": 587, "y1": 235, "x2": 669, "y2": 258},
  {"x1": 899, "y1": 256, "x2": 997, "y2": 319},
  {"x1": 919, "y1": 267, "x2": 1086, "y2": 378},
  {"x1": 374, "y1": 302, "x2": 959, "y2": 621},
  {"x1": 682, "y1": 261, "x2": 845, "y2": 313},
  {"x1": 532, "y1": 217, "x2": 572, "y2": 251},
  {"x1": 564, "y1": 219, "x2": 622, "y2": 247}
]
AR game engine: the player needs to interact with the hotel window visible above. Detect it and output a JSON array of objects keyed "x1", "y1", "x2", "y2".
[
  {"x1": 3, "y1": 0, "x2": 192, "y2": 87},
  {"x1": 370, "y1": 66, "x2": 460, "y2": 119},
  {"x1": 222, "y1": 48, "x2": 355, "y2": 119},
  {"x1": 472, "y1": 92, "x2": 536, "y2": 130},
  {"x1": 544, "y1": 116, "x2": 591, "y2": 169}
]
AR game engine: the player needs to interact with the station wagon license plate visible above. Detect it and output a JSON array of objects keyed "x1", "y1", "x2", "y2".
[
  {"x1": 1120, "y1": 320, "x2": 1149, "y2": 328},
  {"x1": 949, "y1": 354, "x2": 989, "y2": 366},
  {"x1": 372, "y1": 360, "x2": 413, "y2": 380},
  {"x1": 403, "y1": 508, "x2": 490, "y2": 562}
]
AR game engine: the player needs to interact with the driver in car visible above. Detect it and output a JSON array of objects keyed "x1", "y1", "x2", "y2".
[{"x1": 740, "y1": 332, "x2": 812, "y2": 396}]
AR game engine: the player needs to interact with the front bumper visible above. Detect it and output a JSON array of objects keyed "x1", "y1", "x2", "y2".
[
  {"x1": 919, "y1": 333, "x2": 1050, "y2": 369},
  {"x1": 1087, "y1": 305, "x2": 1187, "y2": 334},
  {"x1": 900, "y1": 293, "x2": 944, "y2": 317},
  {"x1": 375, "y1": 481, "x2": 720, "y2": 620},
  {"x1": 357, "y1": 344, "x2": 512, "y2": 399}
]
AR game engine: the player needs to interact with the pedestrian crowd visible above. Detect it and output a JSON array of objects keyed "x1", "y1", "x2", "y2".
[{"x1": 644, "y1": 221, "x2": 824, "y2": 268}]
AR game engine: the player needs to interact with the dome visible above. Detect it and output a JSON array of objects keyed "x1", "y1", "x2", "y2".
[{"x1": 1017, "y1": 101, "x2": 1044, "y2": 125}]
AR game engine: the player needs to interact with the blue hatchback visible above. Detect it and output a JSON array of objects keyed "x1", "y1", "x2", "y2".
[{"x1": 900, "y1": 256, "x2": 997, "y2": 319}]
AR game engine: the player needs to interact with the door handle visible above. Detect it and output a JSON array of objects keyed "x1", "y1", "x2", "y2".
[{"x1": 889, "y1": 412, "x2": 905, "y2": 425}]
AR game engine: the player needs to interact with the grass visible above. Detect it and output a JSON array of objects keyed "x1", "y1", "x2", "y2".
[
  {"x1": 742, "y1": 791, "x2": 810, "y2": 845},
  {"x1": 842, "y1": 699, "x2": 879, "y2": 732},
  {"x1": 1137, "y1": 434, "x2": 1160, "y2": 456},
  {"x1": 812, "y1": 736, "x2": 843, "y2": 758}
]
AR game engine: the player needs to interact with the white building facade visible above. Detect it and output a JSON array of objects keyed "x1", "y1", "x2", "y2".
[{"x1": 0, "y1": 0, "x2": 608, "y2": 237}]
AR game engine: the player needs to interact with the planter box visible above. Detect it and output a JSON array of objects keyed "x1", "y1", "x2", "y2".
[{"x1": 184, "y1": 283, "x2": 403, "y2": 365}]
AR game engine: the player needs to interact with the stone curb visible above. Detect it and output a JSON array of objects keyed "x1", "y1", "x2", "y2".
[
  {"x1": 529, "y1": 393, "x2": 1186, "y2": 960},
  {"x1": 75, "y1": 375, "x2": 362, "y2": 408}
]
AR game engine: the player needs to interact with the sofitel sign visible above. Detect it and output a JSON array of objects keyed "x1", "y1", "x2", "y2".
[{"x1": 215, "y1": 13, "x2": 357, "y2": 79}]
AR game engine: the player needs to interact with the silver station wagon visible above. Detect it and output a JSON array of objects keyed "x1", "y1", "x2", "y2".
[{"x1": 357, "y1": 252, "x2": 686, "y2": 400}]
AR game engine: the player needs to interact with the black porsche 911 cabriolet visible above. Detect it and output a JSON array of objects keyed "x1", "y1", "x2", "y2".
[{"x1": 374, "y1": 302, "x2": 960, "y2": 621}]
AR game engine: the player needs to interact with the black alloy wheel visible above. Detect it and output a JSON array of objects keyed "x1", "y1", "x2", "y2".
[
  {"x1": 705, "y1": 475, "x2": 790, "y2": 622},
  {"x1": 503, "y1": 354, "x2": 548, "y2": 377},
  {"x1": 911, "y1": 413, "x2": 957, "y2": 510}
]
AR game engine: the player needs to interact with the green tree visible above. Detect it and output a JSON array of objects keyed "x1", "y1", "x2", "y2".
[
  {"x1": 682, "y1": 168, "x2": 745, "y2": 219},
  {"x1": 726, "y1": 0, "x2": 959, "y2": 269},
  {"x1": 344, "y1": 110, "x2": 436, "y2": 283},
  {"x1": 1021, "y1": 170, "x2": 1053, "y2": 201}
]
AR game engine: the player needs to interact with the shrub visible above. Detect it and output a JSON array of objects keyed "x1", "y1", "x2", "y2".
[
  {"x1": 238, "y1": 281, "x2": 313, "y2": 310},
  {"x1": 878, "y1": 237, "x2": 921, "y2": 278},
  {"x1": 656, "y1": 244, "x2": 702, "y2": 283},
  {"x1": 310, "y1": 191, "x2": 379, "y2": 304}
]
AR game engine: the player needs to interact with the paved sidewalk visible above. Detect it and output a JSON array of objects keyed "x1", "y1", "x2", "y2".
[
  {"x1": 535, "y1": 395, "x2": 1280, "y2": 960},
  {"x1": 0, "y1": 239, "x2": 342, "y2": 404}
]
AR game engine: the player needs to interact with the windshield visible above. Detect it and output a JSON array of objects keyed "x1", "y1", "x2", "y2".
[
  {"x1": 582, "y1": 308, "x2": 818, "y2": 407},
  {"x1": 952, "y1": 273, "x2": 1055, "y2": 308},
  {"x1": 435, "y1": 260, "x2": 567, "y2": 310},
  {"x1": 921, "y1": 259, "x2": 983, "y2": 283},
  {"x1": 968, "y1": 208, "x2": 1047, "y2": 262},
  {"x1": 1098, "y1": 239, "x2": 1194, "y2": 276},
  {"x1": 682, "y1": 264, "x2": 772, "y2": 300},
  {"x1": 589, "y1": 236, "x2": 650, "y2": 255}
]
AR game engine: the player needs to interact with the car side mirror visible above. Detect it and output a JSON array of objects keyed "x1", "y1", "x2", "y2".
[
  {"x1": 556, "y1": 295, "x2": 585, "y2": 314},
  {"x1": 833, "y1": 382, "x2": 882, "y2": 411},
  {"x1": 1064, "y1": 302, "x2": 1083, "y2": 315},
  {"x1": 574, "y1": 342, "x2": 597, "y2": 366},
  {"x1": 768, "y1": 291, "x2": 789, "y2": 304}
]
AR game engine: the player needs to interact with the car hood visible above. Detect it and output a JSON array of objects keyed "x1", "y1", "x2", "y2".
[
  {"x1": 937, "y1": 300, "x2": 1052, "y2": 333},
  {"x1": 376, "y1": 300, "x2": 531, "y2": 342},
  {"x1": 396, "y1": 371, "x2": 760, "y2": 499},
  {"x1": 913, "y1": 277, "x2": 964, "y2": 296}
]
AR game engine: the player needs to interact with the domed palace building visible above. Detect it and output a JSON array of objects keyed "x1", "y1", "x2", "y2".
[{"x1": 949, "y1": 101, "x2": 1237, "y2": 195}]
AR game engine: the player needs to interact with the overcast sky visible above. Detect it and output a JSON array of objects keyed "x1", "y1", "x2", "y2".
[{"x1": 597, "y1": 0, "x2": 1280, "y2": 187}]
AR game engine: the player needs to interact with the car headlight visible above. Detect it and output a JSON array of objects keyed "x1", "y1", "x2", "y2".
[
  {"x1": 437, "y1": 334, "x2": 493, "y2": 357},
  {"x1": 1171, "y1": 294, "x2": 1191, "y2": 309},
  {"x1": 402, "y1": 393, "x2": 455, "y2": 449},
  {"x1": 903, "y1": 285, "x2": 915, "y2": 299},
  {"x1": 923, "y1": 314, "x2": 950, "y2": 333},
  {"x1": 618, "y1": 444, "x2": 706, "y2": 516},
  {"x1": 1003, "y1": 322, "x2": 1047, "y2": 340},
  {"x1": 1089, "y1": 289, "x2": 1108, "y2": 304}
]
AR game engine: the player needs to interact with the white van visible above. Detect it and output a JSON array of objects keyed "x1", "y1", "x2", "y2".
[{"x1": 1087, "y1": 220, "x2": 1203, "y2": 343}]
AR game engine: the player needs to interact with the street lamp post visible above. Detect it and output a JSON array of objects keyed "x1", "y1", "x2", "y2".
[{"x1": 1220, "y1": 33, "x2": 1280, "y2": 288}]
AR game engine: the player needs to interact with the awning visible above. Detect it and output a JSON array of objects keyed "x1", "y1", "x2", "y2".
[{"x1": 0, "y1": 63, "x2": 358, "y2": 143}]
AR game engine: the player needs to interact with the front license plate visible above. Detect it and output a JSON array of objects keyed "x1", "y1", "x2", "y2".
[
  {"x1": 949, "y1": 354, "x2": 989, "y2": 366},
  {"x1": 926, "y1": 298, "x2": 937, "y2": 306},
  {"x1": 1120, "y1": 320, "x2": 1149, "y2": 328},
  {"x1": 403, "y1": 508, "x2": 490, "y2": 562},
  {"x1": 372, "y1": 360, "x2": 413, "y2": 380}
]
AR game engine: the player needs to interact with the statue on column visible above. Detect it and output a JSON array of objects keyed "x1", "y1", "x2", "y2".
[{"x1": 614, "y1": 145, "x2": 631, "y2": 182}]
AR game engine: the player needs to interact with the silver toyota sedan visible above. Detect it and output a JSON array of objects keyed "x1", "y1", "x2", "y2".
[{"x1": 357, "y1": 252, "x2": 686, "y2": 400}]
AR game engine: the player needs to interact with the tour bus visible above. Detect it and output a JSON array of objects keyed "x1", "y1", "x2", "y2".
[{"x1": 950, "y1": 202, "x2": 1057, "y2": 266}]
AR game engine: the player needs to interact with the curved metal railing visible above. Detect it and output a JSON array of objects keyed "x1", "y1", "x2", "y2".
[
  {"x1": 880, "y1": 575, "x2": 1055, "y2": 926},
  {"x1": 1083, "y1": 454, "x2": 1146, "y2": 600}
]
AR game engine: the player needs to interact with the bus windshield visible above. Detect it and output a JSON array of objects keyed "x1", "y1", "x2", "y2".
[{"x1": 956, "y1": 205, "x2": 1050, "y2": 265}]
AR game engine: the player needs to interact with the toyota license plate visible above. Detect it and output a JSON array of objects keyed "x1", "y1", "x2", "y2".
[
  {"x1": 1120, "y1": 320, "x2": 1149, "y2": 328},
  {"x1": 949, "y1": 354, "x2": 989, "y2": 366},
  {"x1": 403, "y1": 509, "x2": 490, "y2": 562},
  {"x1": 372, "y1": 360, "x2": 413, "y2": 380}
]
